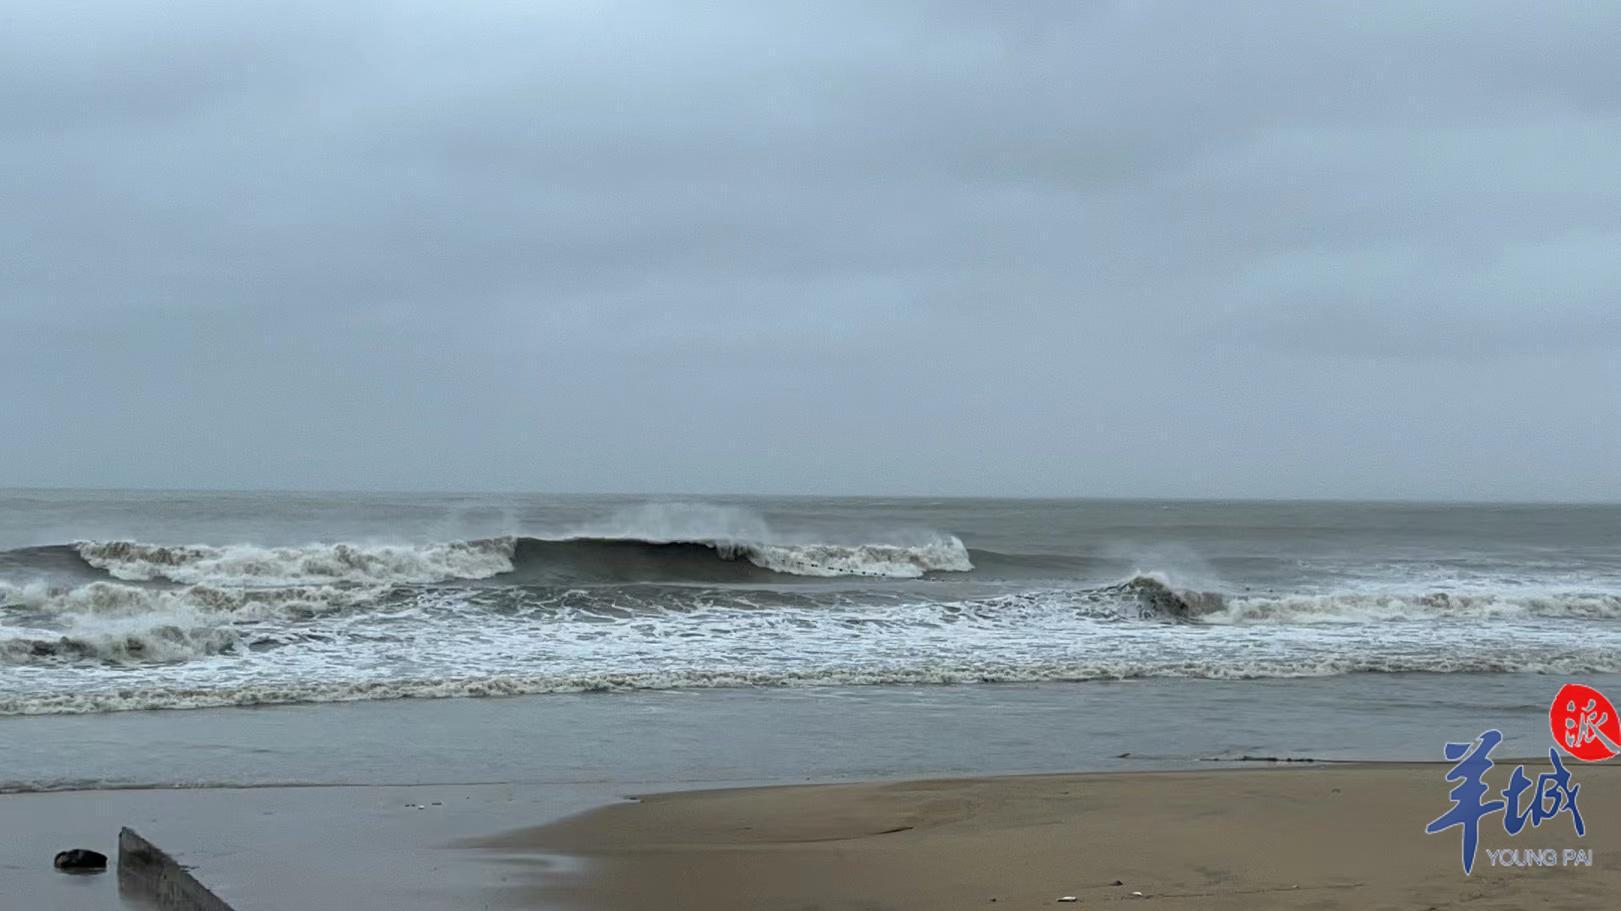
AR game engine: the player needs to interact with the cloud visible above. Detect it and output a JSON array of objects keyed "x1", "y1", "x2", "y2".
[{"x1": 2, "y1": 1, "x2": 1617, "y2": 498}]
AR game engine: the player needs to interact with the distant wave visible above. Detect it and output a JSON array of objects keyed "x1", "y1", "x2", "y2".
[
  {"x1": 1107, "y1": 572, "x2": 1621, "y2": 624},
  {"x1": 33, "y1": 534, "x2": 975, "y2": 586},
  {"x1": 510, "y1": 536, "x2": 974, "y2": 582},
  {"x1": 73, "y1": 538, "x2": 518, "y2": 586}
]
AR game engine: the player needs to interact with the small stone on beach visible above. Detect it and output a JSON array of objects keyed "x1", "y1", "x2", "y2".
[{"x1": 53, "y1": 849, "x2": 107, "y2": 873}]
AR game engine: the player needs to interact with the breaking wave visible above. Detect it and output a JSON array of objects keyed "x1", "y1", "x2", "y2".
[
  {"x1": 6, "y1": 494, "x2": 1620, "y2": 715},
  {"x1": 56, "y1": 533, "x2": 974, "y2": 586},
  {"x1": 74, "y1": 539, "x2": 519, "y2": 586},
  {"x1": 1, "y1": 625, "x2": 241, "y2": 666},
  {"x1": 0, "y1": 579, "x2": 384, "y2": 666},
  {"x1": 1107, "y1": 573, "x2": 1621, "y2": 624},
  {"x1": 5, "y1": 571, "x2": 1619, "y2": 672},
  {"x1": 507, "y1": 536, "x2": 973, "y2": 582},
  {"x1": 0, "y1": 579, "x2": 373, "y2": 618},
  {"x1": 7, "y1": 497, "x2": 1619, "y2": 719}
]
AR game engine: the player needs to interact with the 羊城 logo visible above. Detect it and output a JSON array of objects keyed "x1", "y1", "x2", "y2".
[{"x1": 1424, "y1": 683, "x2": 1613, "y2": 875}]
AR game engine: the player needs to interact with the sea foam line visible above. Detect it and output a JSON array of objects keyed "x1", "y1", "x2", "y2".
[{"x1": 7, "y1": 648, "x2": 1621, "y2": 716}]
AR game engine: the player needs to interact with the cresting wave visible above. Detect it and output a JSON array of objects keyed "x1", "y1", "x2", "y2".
[
  {"x1": 73, "y1": 538, "x2": 519, "y2": 586},
  {"x1": 63, "y1": 534, "x2": 976, "y2": 585}
]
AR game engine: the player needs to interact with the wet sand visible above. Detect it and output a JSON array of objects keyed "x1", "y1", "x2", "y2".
[
  {"x1": 0, "y1": 782, "x2": 617, "y2": 911},
  {"x1": 496, "y1": 761, "x2": 1621, "y2": 911}
]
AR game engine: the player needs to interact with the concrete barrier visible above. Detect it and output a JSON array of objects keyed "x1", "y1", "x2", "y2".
[{"x1": 117, "y1": 827, "x2": 237, "y2": 911}]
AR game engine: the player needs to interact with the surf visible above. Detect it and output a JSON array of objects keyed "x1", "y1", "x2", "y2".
[{"x1": 30, "y1": 529, "x2": 978, "y2": 587}]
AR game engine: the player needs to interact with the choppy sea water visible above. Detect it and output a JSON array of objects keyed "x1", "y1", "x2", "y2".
[{"x1": 2, "y1": 491, "x2": 1619, "y2": 715}]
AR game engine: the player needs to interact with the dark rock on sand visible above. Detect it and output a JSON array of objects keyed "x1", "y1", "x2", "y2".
[{"x1": 54, "y1": 848, "x2": 108, "y2": 873}]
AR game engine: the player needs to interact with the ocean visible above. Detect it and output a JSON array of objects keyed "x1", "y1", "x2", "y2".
[
  {"x1": 3, "y1": 491, "x2": 1619, "y2": 717},
  {"x1": 3, "y1": 490, "x2": 1619, "y2": 907}
]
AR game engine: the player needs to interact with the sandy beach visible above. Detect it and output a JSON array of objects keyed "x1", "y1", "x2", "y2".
[{"x1": 494, "y1": 761, "x2": 1621, "y2": 911}]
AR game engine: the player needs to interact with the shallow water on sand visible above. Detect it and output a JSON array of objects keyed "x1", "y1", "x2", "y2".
[
  {"x1": 3, "y1": 674, "x2": 1606, "y2": 794},
  {"x1": 4, "y1": 673, "x2": 1611, "y2": 909}
]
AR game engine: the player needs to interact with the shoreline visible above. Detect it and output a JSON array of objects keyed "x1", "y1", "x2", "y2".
[
  {"x1": 490, "y1": 762, "x2": 1621, "y2": 910},
  {"x1": 7, "y1": 677, "x2": 1615, "y2": 909}
]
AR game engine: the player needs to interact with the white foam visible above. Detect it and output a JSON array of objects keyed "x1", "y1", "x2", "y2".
[
  {"x1": 742, "y1": 539, "x2": 974, "y2": 577},
  {"x1": 0, "y1": 622, "x2": 241, "y2": 666},
  {"x1": 1091, "y1": 572, "x2": 1621, "y2": 624},
  {"x1": 7, "y1": 569, "x2": 1621, "y2": 714},
  {"x1": 556, "y1": 501, "x2": 975, "y2": 578},
  {"x1": 2, "y1": 579, "x2": 368, "y2": 617},
  {"x1": 75, "y1": 538, "x2": 517, "y2": 586},
  {"x1": 0, "y1": 584, "x2": 243, "y2": 665},
  {"x1": 0, "y1": 580, "x2": 383, "y2": 666},
  {"x1": 6, "y1": 642, "x2": 1620, "y2": 715},
  {"x1": 1203, "y1": 590, "x2": 1621, "y2": 624}
]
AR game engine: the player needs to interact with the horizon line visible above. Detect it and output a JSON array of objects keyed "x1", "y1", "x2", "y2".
[{"x1": 2, "y1": 485, "x2": 1617, "y2": 507}]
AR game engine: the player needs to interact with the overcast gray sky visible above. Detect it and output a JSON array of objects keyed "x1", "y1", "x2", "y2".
[{"x1": 3, "y1": 1, "x2": 1617, "y2": 499}]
